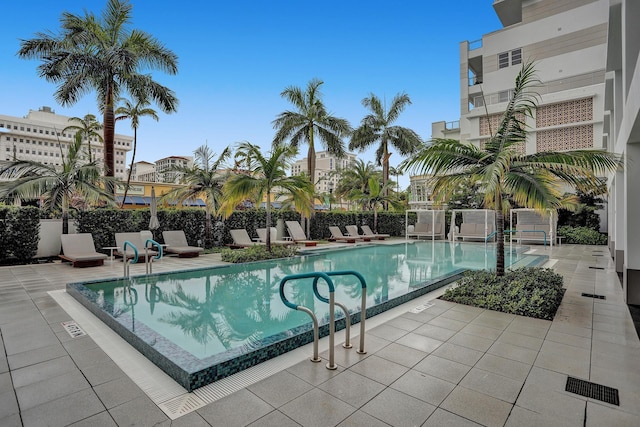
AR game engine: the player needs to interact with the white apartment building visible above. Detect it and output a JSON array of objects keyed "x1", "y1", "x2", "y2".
[
  {"x1": 0, "y1": 106, "x2": 132, "y2": 179},
  {"x1": 154, "y1": 156, "x2": 193, "y2": 183},
  {"x1": 460, "y1": 0, "x2": 607, "y2": 154},
  {"x1": 291, "y1": 151, "x2": 357, "y2": 193},
  {"x1": 604, "y1": 0, "x2": 640, "y2": 303},
  {"x1": 130, "y1": 161, "x2": 156, "y2": 182}
]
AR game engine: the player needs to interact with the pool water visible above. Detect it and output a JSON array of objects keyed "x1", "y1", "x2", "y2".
[{"x1": 67, "y1": 241, "x2": 545, "y2": 390}]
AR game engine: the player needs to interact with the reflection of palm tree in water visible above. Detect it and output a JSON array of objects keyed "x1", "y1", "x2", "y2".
[
  {"x1": 122, "y1": 285, "x2": 138, "y2": 331},
  {"x1": 145, "y1": 283, "x2": 164, "y2": 315}
]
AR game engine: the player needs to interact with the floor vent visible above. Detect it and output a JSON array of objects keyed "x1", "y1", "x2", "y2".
[
  {"x1": 565, "y1": 377, "x2": 619, "y2": 405},
  {"x1": 581, "y1": 293, "x2": 606, "y2": 300},
  {"x1": 588, "y1": 266, "x2": 605, "y2": 270}
]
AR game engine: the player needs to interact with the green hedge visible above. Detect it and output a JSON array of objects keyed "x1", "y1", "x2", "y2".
[
  {"x1": 220, "y1": 244, "x2": 298, "y2": 263},
  {"x1": 557, "y1": 225, "x2": 607, "y2": 245},
  {"x1": 0, "y1": 206, "x2": 40, "y2": 263},
  {"x1": 441, "y1": 267, "x2": 565, "y2": 320}
]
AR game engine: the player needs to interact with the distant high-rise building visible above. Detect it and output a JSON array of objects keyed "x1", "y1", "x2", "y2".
[
  {"x1": 0, "y1": 106, "x2": 132, "y2": 179},
  {"x1": 291, "y1": 151, "x2": 357, "y2": 194}
]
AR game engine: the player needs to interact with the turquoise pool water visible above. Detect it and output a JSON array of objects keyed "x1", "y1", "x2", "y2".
[{"x1": 67, "y1": 241, "x2": 545, "y2": 390}]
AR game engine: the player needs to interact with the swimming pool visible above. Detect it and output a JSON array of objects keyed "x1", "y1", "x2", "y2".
[{"x1": 67, "y1": 241, "x2": 546, "y2": 390}]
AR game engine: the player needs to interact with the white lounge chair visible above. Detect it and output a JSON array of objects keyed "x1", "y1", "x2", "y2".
[
  {"x1": 285, "y1": 221, "x2": 318, "y2": 246},
  {"x1": 59, "y1": 233, "x2": 108, "y2": 268},
  {"x1": 256, "y1": 227, "x2": 291, "y2": 245},
  {"x1": 361, "y1": 225, "x2": 389, "y2": 240},
  {"x1": 229, "y1": 229, "x2": 263, "y2": 248},
  {"x1": 345, "y1": 225, "x2": 373, "y2": 242},
  {"x1": 328, "y1": 226, "x2": 362, "y2": 243},
  {"x1": 163, "y1": 230, "x2": 204, "y2": 257}
]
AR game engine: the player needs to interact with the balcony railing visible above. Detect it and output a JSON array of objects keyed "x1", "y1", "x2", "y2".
[
  {"x1": 445, "y1": 121, "x2": 460, "y2": 130},
  {"x1": 468, "y1": 39, "x2": 482, "y2": 50}
]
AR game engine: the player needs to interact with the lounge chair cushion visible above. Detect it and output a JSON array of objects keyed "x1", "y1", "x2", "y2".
[
  {"x1": 60, "y1": 233, "x2": 107, "y2": 267},
  {"x1": 163, "y1": 230, "x2": 204, "y2": 257}
]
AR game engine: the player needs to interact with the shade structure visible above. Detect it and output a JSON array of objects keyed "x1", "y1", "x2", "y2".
[{"x1": 149, "y1": 187, "x2": 160, "y2": 230}]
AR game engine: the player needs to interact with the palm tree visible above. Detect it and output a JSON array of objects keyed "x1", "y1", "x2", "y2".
[
  {"x1": 351, "y1": 178, "x2": 402, "y2": 233},
  {"x1": 0, "y1": 133, "x2": 112, "y2": 234},
  {"x1": 62, "y1": 114, "x2": 103, "y2": 163},
  {"x1": 160, "y1": 145, "x2": 230, "y2": 248},
  {"x1": 17, "y1": 0, "x2": 178, "y2": 191},
  {"x1": 334, "y1": 159, "x2": 380, "y2": 210},
  {"x1": 402, "y1": 61, "x2": 622, "y2": 276},
  {"x1": 350, "y1": 92, "x2": 422, "y2": 206},
  {"x1": 272, "y1": 78, "x2": 351, "y2": 200},
  {"x1": 115, "y1": 98, "x2": 159, "y2": 207},
  {"x1": 221, "y1": 142, "x2": 314, "y2": 251}
]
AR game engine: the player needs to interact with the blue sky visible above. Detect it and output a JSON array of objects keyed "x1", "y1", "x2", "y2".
[{"x1": 1, "y1": 1, "x2": 501, "y2": 188}]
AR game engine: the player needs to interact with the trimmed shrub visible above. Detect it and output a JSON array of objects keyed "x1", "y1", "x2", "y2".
[
  {"x1": 220, "y1": 244, "x2": 298, "y2": 263},
  {"x1": 557, "y1": 225, "x2": 607, "y2": 245},
  {"x1": 441, "y1": 267, "x2": 565, "y2": 320},
  {"x1": 0, "y1": 205, "x2": 40, "y2": 263}
]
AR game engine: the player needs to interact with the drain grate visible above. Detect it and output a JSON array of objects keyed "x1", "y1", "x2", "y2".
[
  {"x1": 589, "y1": 266, "x2": 604, "y2": 270},
  {"x1": 581, "y1": 293, "x2": 606, "y2": 300},
  {"x1": 566, "y1": 377, "x2": 619, "y2": 405}
]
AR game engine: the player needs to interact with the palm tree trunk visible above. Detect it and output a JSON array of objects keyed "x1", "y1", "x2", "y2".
[
  {"x1": 62, "y1": 194, "x2": 69, "y2": 235},
  {"x1": 306, "y1": 129, "x2": 315, "y2": 237},
  {"x1": 382, "y1": 143, "x2": 390, "y2": 210},
  {"x1": 265, "y1": 194, "x2": 272, "y2": 252},
  {"x1": 103, "y1": 83, "x2": 115, "y2": 194},
  {"x1": 205, "y1": 208, "x2": 212, "y2": 248},
  {"x1": 121, "y1": 127, "x2": 137, "y2": 208},
  {"x1": 496, "y1": 209, "x2": 505, "y2": 276}
]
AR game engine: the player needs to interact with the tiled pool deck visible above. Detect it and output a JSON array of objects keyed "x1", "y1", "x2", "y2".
[{"x1": 0, "y1": 243, "x2": 638, "y2": 426}]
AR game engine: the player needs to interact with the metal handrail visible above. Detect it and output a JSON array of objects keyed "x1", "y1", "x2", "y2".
[
  {"x1": 122, "y1": 240, "x2": 139, "y2": 278},
  {"x1": 144, "y1": 239, "x2": 163, "y2": 274},
  {"x1": 311, "y1": 270, "x2": 368, "y2": 354},
  {"x1": 279, "y1": 272, "x2": 336, "y2": 369}
]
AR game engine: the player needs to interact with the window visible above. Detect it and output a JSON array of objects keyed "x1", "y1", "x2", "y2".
[
  {"x1": 498, "y1": 48, "x2": 522, "y2": 69},
  {"x1": 511, "y1": 48, "x2": 522, "y2": 65},
  {"x1": 499, "y1": 90, "x2": 511, "y2": 103},
  {"x1": 20, "y1": 126, "x2": 24, "y2": 131}
]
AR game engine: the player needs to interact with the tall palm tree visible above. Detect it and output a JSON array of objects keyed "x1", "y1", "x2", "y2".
[
  {"x1": 221, "y1": 142, "x2": 314, "y2": 251},
  {"x1": 351, "y1": 178, "x2": 402, "y2": 233},
  {"x1": 402, "y1": 61, "x2": 622, "y2": 276},
  {"x1": 115, "y1": 98, "x2": 159, "y2": 207},
  {"x1": 0, "y1": 133, "x2": 112, "y2": 234},
  {"x1": 17, "y1": 0, "x2": 178, "y2": 191},
  {"x1": 350, "y1": 92, "x2": 422, "y2": 206},
  {"x1": 62, "y1": 114, "x2": 103, "y2": 163},
  {"x1": 335, "y1": 159, "x2": 380, "y2": 210},
  {"x1": 272, "y1": 78, "x2": 351, "y2": 200},
  {"x1": 160, "y1": 145, "x2": 230, "y2": 248}
]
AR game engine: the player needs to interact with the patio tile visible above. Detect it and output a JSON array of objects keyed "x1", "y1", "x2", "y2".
[
  {"x1": 534, "y1": 341, "x2": 590, "y2": 378},
  {"x1": 432, "y1": 342, "x2": 484, "y2": 366},
  {"x1": 0, "y1": 389, "x2": 19, "y2": 420},
  {"x1": 348, "y1": 354, "x2": 409, "y2": 385},
  {"x1": 286, "y1": 358, "x2": 343, "y2": 386},
  {"x1": 516, "y1": 372, "x2": 586, "y2": 422},
  {"x1": 280, "y1": 388, "x2": 356, "y2": 427},
  {"x1": 497, "y1": 331, "x2": 544, "y2": 350},
  {"x1": 80, "y1": 359, "x2": 126, "y2": 386},
  {"x1": 198, "y1": 388, "x2": 273, "y2": 426},
  {"x1": 6, "y1": 342, "x2": 68, "y2": 370},
  {"x1": 0, "y1": 414, "x2": 25, "y2": 427},
  {"x1": 428, "y1": 316, "x2": 468, "y2": 331},
  {"x1": 586, "y1": 401, "x2": 640, "y2": 427},
  {"x1": 385, "y1": 315, "x2": 423, "y2": 332},
  {"x1": 374, "y1": 342, "x2": 427, "y2": 368},
  {"x1": 367, "y1": 323, "x2": 409, "y2": 341},
  {"x1": 336, "y1": 409, "x2": 390, "y2": 427},
  {"x1": 361, "y1": 388, "x2": 436, "y2": 427},
  {"x1": 413, "y1": 323, "x2": 458, "y2": 341},
  {"x1": 459, "y1": 367, "x2": 524, "y2": 403},
  {"x1": 545, "y1": 330, "x2": 592, "y2": 349},
  {"x1": 395, "y1": 332, "x2": 443, "y2": 353},
  {"x1": 423, "y1": 408, "x2": 483, "y2": 426},
  {"x1": 108, "y1": 395, "x2": 169, "y2": 426},
  {"x1": 247, "y1": 410, "x2": 301, "y2": 427},
  {"x1": 11, "y1": 355, "x2": 77, "y2": 388},
  {"x1": 318, "y1": 370, "x2": 386, "y2": 408},
  {"x1": 21, "y1": 389, "x2": 106, "y2": 427},
  {"x1": 93, "y1": 376, "x2": 145, "y2": 409},
  {"x1": 448, "y1": 331, "x2": 494, "y2": 352},
  {"x1": 413, "y1": 354, "x2": 472, "y2": 384},
  {"x1": 16, "y1": 369, "x2": 91, "y2": 410},
  {"x1": 390, "y1": 369, "x2": 455, "y2": 406},
  {"x1": 440, "y1": 386, "x2": 512, "y2": 427},
  {"x1": 440, "y1": 308, "x2": 480, "y2": 323},
  {"x1": 324, "y1": 343, "x2": 370, "y2": 369},
  {"x1": 475, "y1": 353, "x2": 531, "y2": 381},
  {"x1": 68, "y1": 411, "x2": 118, "y2": 427},
  {"x1": 459, "y1": 322, "x2": 504, "y2": 339},
  {"x1": 506, "y1": 405, "x2": 582, "y2": 427}
]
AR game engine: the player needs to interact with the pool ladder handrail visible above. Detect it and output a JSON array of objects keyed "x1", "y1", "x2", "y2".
[
  {"x1": 279, "y1": 270, "x2": 367, "y2": 370},
  {"x1": 144, "y1": 239, "x2": 163, "y2": 274},
  {"x1": 122, "y1": 240, "x2": 139, "y2": 278},
  {"x1": 311, "y1": 270, "x2": 367, "y2": 354}
]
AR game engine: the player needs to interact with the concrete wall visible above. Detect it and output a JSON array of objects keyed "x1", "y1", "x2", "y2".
[{"x1": 35, "y1": 220, "x2": 77, "y2": 258}]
